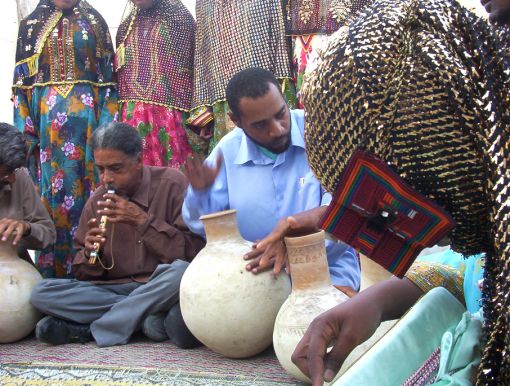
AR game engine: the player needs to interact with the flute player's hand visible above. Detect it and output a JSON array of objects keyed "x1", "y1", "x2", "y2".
[
  {"x1": 97, "y1": 193, "x2": 148, "y2": 226},
  {"x1": 84, "y1": 218, "x2": 106, "y2": 257}
]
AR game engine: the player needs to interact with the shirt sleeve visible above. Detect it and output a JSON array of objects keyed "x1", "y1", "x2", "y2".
[
  {"x1": 138, "y1": 174, "x2": 205, "y2": 263},
  {"x1": 19, "y1": 170, "x2": 56, "y2": 250},
  {"x1": 181, "y1": 146, "x2": 230, "y2": 238},
  {"x1": 320, "y1": 191, "x2": 332, "y2": 206},
  {"x1": 404, "y1": 261, "x2": 465, "y2": 305},
  {"x1": 326, "y1": 240, "x2": 361, "y2": 290}
]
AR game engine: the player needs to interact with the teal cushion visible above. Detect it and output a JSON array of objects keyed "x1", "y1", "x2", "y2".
[{"x1": 334, "y1": 287, "x2": 466, "y2": 386}]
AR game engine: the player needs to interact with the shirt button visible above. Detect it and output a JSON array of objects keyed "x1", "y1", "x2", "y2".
[{"x1": 137, "y1": 240, "x2": 142, "y2": 245}]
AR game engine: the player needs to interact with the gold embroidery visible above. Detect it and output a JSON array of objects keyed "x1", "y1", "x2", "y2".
[
  {"x1": 405, "y1": 261, "x2": 465, "y2": 305},
  {"x1": 12, "y1": 80, "x2": 116, "y2": 90},
  {"x1": 299, "y1": 0, "x2": 315, "y2": 24},
  {"x1": 15, "y1": 11, "x2": 63, "y2": 79},
  {"x1": 330, "y1": 0, "x2": 352, "y2": 23},
  {"x1": 115, "y1": 8, "x2": 137, "y2": 70},
  {"x1": 54, "y1": 84, "x2": 74, "y2": 98}
]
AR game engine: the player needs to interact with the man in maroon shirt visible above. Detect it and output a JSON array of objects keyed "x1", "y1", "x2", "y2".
[{"x1": 30, "y1": 122, "x2": 205, "y2": 348}]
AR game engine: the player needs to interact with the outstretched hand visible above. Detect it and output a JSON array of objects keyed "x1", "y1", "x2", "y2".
[
  {"x1": 244, "y1": 207, "x2": 327, "y2": 275},
  {"x1": 291, "y1": 296, "x2": 383, "y2": 385},
  {"x1": 184, "y1": 152, "x2": 223, "y2": 190},
  {"x1": 291, "y1": 277, "x2": 425, "y2": 385}
]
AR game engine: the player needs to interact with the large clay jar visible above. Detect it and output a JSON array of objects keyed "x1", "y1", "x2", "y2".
[
  {"x1": 273, "y1": 230, "x2": 349, "y2": 383},
  {"x1": 0, "y1": 238, "x2": 42, "y2": 343},
  {"x1": 179, "y1": 209, "x2": 291, "y2": 358}
]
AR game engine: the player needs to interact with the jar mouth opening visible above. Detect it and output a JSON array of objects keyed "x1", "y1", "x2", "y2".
[
  {"x1": 284, "y1": 230, "x2": 325, "y2": 246},
  {"x1": 199, "y1": 209, "x2": 237, "y2": 221}
]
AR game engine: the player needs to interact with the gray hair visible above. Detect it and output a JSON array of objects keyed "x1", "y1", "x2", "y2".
[
  {"x1": 0, "y1": 123, "x2": 27, "y2": 170},
  {"x1": 90, "y1": 122, "x2": 142, "y2": 160}
]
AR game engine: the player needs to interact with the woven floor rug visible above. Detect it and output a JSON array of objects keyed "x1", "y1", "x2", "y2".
[{"x1": 0, "y1": 335, "x2": 305, "y2": 385}]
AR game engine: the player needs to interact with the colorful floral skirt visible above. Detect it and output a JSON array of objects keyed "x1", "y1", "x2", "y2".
[
  {"x1": 14, "y1": 83, "x2": 118, "y2": 278},
  {"x1": 120, "y1": 102, "x2": 192, "y2": 168}
]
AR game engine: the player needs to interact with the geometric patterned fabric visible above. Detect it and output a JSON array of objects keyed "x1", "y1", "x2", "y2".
[
  {"x1": 285, "y1": 0, "x2": 374, "y2": 35},
  {"x1": 0, "y1": 338, "x2": 302, "y2": 385},
  {"x1": 320, "y1": 150, "x2": 455, "y2": 278},
  {"x1": 117, "y1": 0, "x2": 195, "y2": 111},
  {"x1": 191, "y1": 0, "x2": 293, "y2": 109},
  {"x1": 13, "y1": 0, "x2": 114, "y2": 89}
]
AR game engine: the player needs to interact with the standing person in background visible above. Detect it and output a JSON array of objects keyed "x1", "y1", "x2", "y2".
[
  {"x1": 12, "y1": 0, "x2": 118, "y2": 278},
  {"x1": 116, "y1": 0, "x2": 195, "y2": 168},
  {"x1": 189, "y1": 0, "x2": 297, "y2": 157},
  {"x1": 285, "y1": 0, "x2": 373, "y2": 108}
]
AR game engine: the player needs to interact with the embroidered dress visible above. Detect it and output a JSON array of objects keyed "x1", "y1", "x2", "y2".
[
  {"x1": 292, "y1": 34, "x2": 329, "y2": 108},
  {"x1": 416, "y1": 250, "x2": 484, "y2": 313},
  {"x1": 13, "y1": 0, "x2": 118, "y2": 278},
  {"x1": 116, "y1": 0, "x2": 194, "y2": 168},
  {"x1": 286, "y1": 0, "x2": 373, "y2": 107},
  {"x1": 285, "y1": 0, "x2": 372, "y2": 35},
  {"x1": 191, "y1": 0, "x2": 297, "y2": 154}
]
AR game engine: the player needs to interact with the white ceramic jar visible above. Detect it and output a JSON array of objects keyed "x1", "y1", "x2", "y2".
[
  {"x1": 273, "y1": 230, "x2": 349, "y2": 382},
  {"x1": 0, "y1": 238, "x2": 42, "y2": 343},
  {"x1": 179, "y1": 209, "x2": 291, "y2": 358}
]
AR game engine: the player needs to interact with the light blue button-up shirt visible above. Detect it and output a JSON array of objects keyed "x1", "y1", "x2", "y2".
[{"x1": 182, "y1": 109, "x2": 360, "y2": 289}]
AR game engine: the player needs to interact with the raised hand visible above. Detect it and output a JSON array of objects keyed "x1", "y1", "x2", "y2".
[{"x1": 184, "y1": 152, "x2": 223, "y2": 190}]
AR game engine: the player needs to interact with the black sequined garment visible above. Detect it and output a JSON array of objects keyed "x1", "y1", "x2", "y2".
[{"x1": 303, "y1": 0, "x2": 510, "y2": 383}]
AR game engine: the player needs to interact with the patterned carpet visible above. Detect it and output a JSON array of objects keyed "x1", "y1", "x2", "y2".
[{"x1": 0, "y1": 335, "x2": 305, "y2": 385}]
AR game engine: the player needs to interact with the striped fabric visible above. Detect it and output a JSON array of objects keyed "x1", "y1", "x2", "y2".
[
  {"x1": 187, "y1": 106, "x2": 214, "y2": 131},
  {"x1": 320, "y1": 150, "x2": 455, "y2": 278}
]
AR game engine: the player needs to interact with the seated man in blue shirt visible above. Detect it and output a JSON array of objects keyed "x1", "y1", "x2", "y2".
[{"x1": 182, "y1": 67, "x2": 360, "y2": 293}]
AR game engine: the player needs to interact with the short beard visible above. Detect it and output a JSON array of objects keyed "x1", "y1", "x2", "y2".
[{"x1": 245, "y1": 132, "x2": 291, "y2": 154}]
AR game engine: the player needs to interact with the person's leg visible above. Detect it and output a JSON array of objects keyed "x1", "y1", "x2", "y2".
[
  {"x1": 90, "y1": 260, "x2": 188, "y2": 347},
  {"x1": 30, "y1": 279, "x2": 139, "y2": 344},
  {"x1": 141, "y1": 311, "x2": 169, "y2": 342},
  {"x1": 164, "y1": 302, "x2": 202, "y2": 349},
  {"x1": 30, "y1": 279, "x2": 138, "y2": 324}
]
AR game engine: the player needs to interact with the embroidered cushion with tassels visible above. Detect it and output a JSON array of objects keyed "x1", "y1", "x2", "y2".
[{"x1": 320, "y1": 150, "x2": 455, "y2": 278}]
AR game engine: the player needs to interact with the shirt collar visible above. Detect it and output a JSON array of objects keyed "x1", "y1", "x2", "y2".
[
  {"x1": 234, "y1": 110, "x2": 305, "y2": 165},
  {"x1": 130, "y1": 166, "x2": 150, "y2": 208}
]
